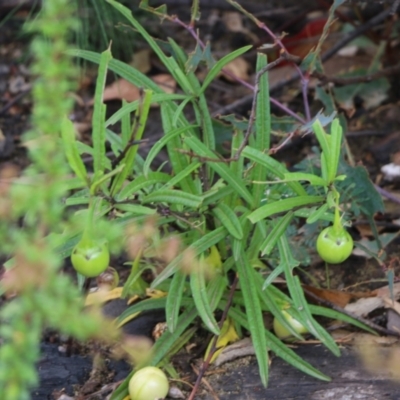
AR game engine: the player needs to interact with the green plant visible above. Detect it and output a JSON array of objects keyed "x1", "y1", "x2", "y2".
[
  {"x1": 59, "y1": 2, "x2": 380, "y2": 398},
  {"x1": 129, "y1": 366, "x2": 169, "y2": 400}
]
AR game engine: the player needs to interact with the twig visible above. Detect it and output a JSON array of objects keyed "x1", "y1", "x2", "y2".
[
  {"x1": 0, "y1": 88, "x2": 31, "y2": 115},
  {"x1": 190, "y1": 364, "x2": 220, "y2": 400},
  {"x1": 171, "y1": 15, "x2": 305, "y2": 124},
  {"x1": 374, "y1": 184, "x2": 400, "y2": 205},
  {"x1": 187, "y1": 274, "x2": 239, "y2": 400}
]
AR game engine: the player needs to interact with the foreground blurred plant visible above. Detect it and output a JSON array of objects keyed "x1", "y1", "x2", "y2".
[{"x1": 0, "y1": 1, "x2": 123, "y2": 399}]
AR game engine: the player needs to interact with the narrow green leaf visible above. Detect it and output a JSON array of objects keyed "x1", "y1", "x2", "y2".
[
  {"x1": 151, "y1": 227, "x2": 227, "y2": 287},
  {"x1": 191, "y1": 267, "x2": 220, "y2": 335},
  {"x1": 227, "y1": 305, "x2": 330, "y2": 381},
  {"x1": 309, "y1": 305, "x2": 376, "y2": 335},
  {"x1": 328, "y1": 119, "x2": 343, "y2": 183},
  {"x1": 67, "y1": 49, "x2": 161, "y2": 93},
  {"x1": 255, "y1": 272, "x2": 304, "y2": 340},
  {"x1": 207, "y1": 273, "x2": 227, "y2": 311},
  {"x1": 117, "y1": 172, "x2": 171, "y2": 200},
  {"x1": 243, "y1": 146, "x2": 307, "y2": 196},
  {"x1": 116, "y1": 298, "x2": 167, "y2": 325},
  {"x1": 252, "y1": 54, "x2": 270, "y2": 206},
  {"x1": 150, "y1": 307, "x2": 198, "y2": 365},
  {"x1": 200, "y1": 45, "x2": 253, "y2": 93},
  {"x1": 106, "y1": 94, "x2": 188, "y2": 127},
  {"x1": 184, "y1": 135, "x2": 254, "y2": 205},
  {"x1": 261, "y1": 211, "x2": 293, "y2": 255},
  {"x1": 114, "y1": 204, "x2": 156, "y2": 216},
  {"x1": 212, "y1": 203, "x2": 243, "y2": 240},
  {"x1": 278, "y1": 235, "x2": 340, "y2": 356},
  {"x1": 166, "y1": 271, "x2": 187, "y2": 333},
  {"x1": 306, "y1": 204, "x2": 329, "y2": 224},
  {"x1": 160, "y1": 103, "x2": 199, "y2": 194},
  {"x1": 142, "y1": 189, "x2": 202, "y2": 208},
  {"x1": 143, "y1": 125, "x2": 198, "y2": 177},
  {"x1": 162, "y1": 162, "x2": 201, "y2": 190},
  {"x1": 283, "y1": 172, "x2": 327, "y2": 186},
  {"x1": 89, "y1": 164, "x2": 125, "y2": 195},
  {"x1": 106, "y1": 0, "x2": 178, "y2": 77},
  {"x1": 261, "y1": 264, "x2": 284, "y2": 291},
  {"x1": 237, "y1": 248, "x2": 269, "y2": 386},
  {"x1": 111, "y1": 89, "x2": 153, "y2": 195},
  {"x1": 92, "y1": 47, "x2": 112, "y2": 178},
  {"x1": 60, "y1": 117, "x2": 88, "y2": 185},
  {"x1": 248, "y1": 196, "x2": 323, "y2": 223}
]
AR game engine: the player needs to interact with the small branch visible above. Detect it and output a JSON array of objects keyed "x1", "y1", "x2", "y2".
[{"x1": 374, "y1": 184, "x2": 400, "y2": 205}]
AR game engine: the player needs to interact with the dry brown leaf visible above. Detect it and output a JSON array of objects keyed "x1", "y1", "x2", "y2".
[
  {"x1": 345, "y1": 282, "x2": 400, "y2": 317},
  {"x1": 92, "y1": 74, "x2": 176, "y2": 105},
  {"x1": 222, "y1": 12, "x2": 244, "y2": 32},
  {"x1": 129, "y1": 48, "x2": 152, "y2": 74},
  {"x1": 383, "y1": 296, "x2": 400, "y2": 314},
  {"x1": 222, "y1": 56, "x2": 250, "y2": 82},
  {"x1": 152, "y1": 73, "x2": 176, "y2": 94},
  {"x1": 303, "y1": 285, "x2": 354, "y2": 308},
  {"x1": 102, "y1": 79, "x2": 141, "y2": 103}
]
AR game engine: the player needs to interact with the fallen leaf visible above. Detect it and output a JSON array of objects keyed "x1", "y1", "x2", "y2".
[
  {"x1": 91, "y1": 74, "x2": 176, "y2": 104},
  {"x1": 129, "y1": 48, "x2": 152, "y2": 74},
  {"x1": 303, "y1": 285, "x2": 354, "y2": 308},
  {"x1": 222, "y1": 56, "x2": 250, "y2": 82}
]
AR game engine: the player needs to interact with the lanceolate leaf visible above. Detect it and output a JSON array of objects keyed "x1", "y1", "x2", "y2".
[
  {"x1": 226, "y1": 306, "x2": 330, "y2": 382},
  {"x1": 242, "y1": 146, "x2": 307, "y2": 196},
  {"x1": 117, "y1": 172, "x2": 171, "y2": 200},
  {"x1": 151, "y1": 227, "x2": 227, "y2": 287},
  {"x1": 190, "y1": 265, "x2": 220, "y2": 335},
  {"x1": 183, "y1": 135, "x2": 254, "y2": 205},
  {"x1": 92, "y1": 47, "x2": 112, "y2": 179},
  {"x1": 166, "y1": 271, "x2": 187, "y2": 333},
  {"x1": 261, "y1": 211, "x2": 293, "y2": 256},
  {"x1": 236, "y1": 248, "x2": 269, "y2": 386},
  {"x1": 252, "y1": 53, "x2": 270, "y2": 206},
  {"x1": 200, "y1": 45, "x2": 253, "y2": 93},
  {"x1": 248, "y1": 196, "x2": 323, "y2": 223},
  {"x1": 60, "y1": 117, "x2": 88, "y2": 185},
  {"x1": 143, "y1": 125, "x2": 198, "y2": 177},
  {"x1": 212, "y1": 203, "x2": 243, "y2": 240},
  {"x1": 142, "y1": 189, "x2": 203, "y2": 208}
]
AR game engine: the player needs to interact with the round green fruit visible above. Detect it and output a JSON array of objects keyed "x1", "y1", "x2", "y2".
[
  {"x1": 129, "y1": 366, "x2": 169, "y2": 400},
  {"x1": 273, "y1": 310, "x2": 308, "y2": 339},
  {"x1": 71, "y1": 239, "x2": 110, "y2": 278},
  {"x1": 316, "y1": 226, "x2": 353, "y2": 264}
]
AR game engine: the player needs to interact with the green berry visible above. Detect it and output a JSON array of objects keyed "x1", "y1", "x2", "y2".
[
  {"x1": 273, "y1": 310, "x2": 308, "y2": 339},
  {"x1": 316, "y1": 226, "x2": 353, "y2": 264},
  {"x1": 129, "y1": 366, "x2": 169, "y2": 400},
  {"x1": 71, "y1": 239, "x2": 110, "y2": 277}
]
